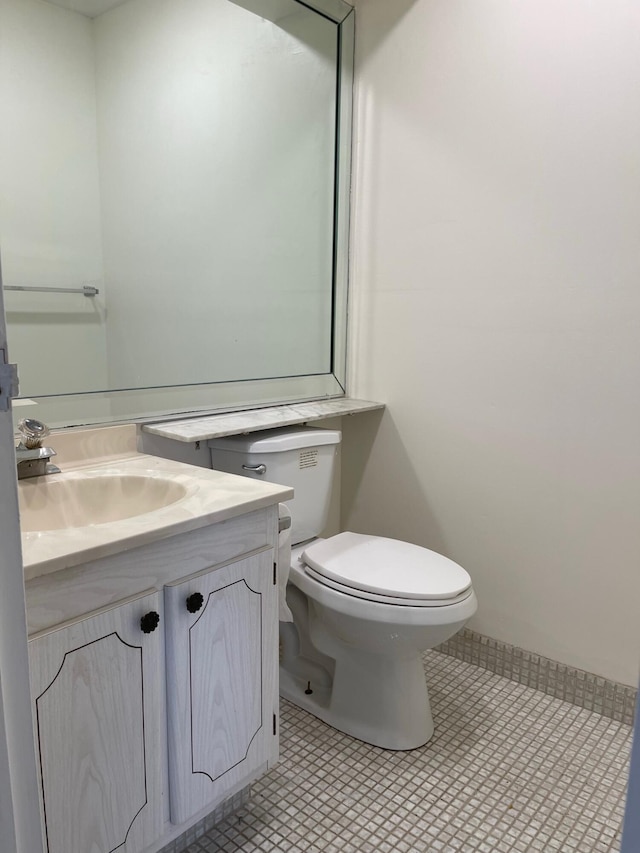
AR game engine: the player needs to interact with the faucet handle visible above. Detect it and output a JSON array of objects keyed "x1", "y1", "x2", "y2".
[{"x1": 18, "y1": 418, "x2": 51, "y2": 449}]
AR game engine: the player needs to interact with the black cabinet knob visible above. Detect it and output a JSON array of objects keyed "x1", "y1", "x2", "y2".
[
  {"x1": 186, "y1": 592, "x2": 204, "y2": 613},
  {"x1": 140, "y1": 611, "x2": 160, "y2": 633}
]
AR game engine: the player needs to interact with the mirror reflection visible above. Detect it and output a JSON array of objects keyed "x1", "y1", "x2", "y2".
[{"x1": 0, "y1": 0, "x2": 347, "y2": 421}]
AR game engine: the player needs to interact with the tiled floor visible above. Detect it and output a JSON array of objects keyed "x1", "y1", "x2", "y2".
[{"x1": 185, "y1": 651, "x2": 632, "y2": 853}]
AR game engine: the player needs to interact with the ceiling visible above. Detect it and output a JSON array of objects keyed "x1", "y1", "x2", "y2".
[{"x1": 42, "y1": 0, "x2": 128, "y2": 18}]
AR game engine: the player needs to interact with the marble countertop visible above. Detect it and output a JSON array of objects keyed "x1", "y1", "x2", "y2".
[
  {"x1": 141, "y1": 397, "x2": 385, "y2": 443},
  {"x1": 20, "y1": 428, "x2": 292, "y2": 581}
]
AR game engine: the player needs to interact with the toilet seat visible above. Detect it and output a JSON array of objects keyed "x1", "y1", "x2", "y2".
[
  {"x1": 302, "y1": 564, "x2": 473, "y2": 607},
  {"x1": 302, "y1": 532, "x2": 472, "y2": 606}
]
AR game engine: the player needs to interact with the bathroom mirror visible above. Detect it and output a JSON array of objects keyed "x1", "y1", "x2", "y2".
[{"x1": 0, "y1": 0, "x2": 353, "y2": 428}]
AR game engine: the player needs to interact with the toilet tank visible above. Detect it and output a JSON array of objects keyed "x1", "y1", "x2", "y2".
[{"x1": 208, "y1": 426, "x2": 341, "y2": 545}]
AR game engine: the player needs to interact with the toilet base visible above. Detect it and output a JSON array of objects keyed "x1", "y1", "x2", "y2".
[{"x1": 279, "y1": 648, "x2": 434, "y2": 751}]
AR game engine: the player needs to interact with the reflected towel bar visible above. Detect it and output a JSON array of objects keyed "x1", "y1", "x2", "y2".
[{"x1": 3, "y1": 285, "x2": 99, "y2": 297}]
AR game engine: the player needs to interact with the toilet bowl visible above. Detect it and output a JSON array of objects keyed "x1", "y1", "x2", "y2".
[
  {"x1": 208, "y1": 426, "x2": 478, "y2": 750},
  {"x1": 280, "y1": 535, "x2": 477, "y2": 749}
]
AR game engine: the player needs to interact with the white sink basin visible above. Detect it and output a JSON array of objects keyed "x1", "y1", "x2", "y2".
[{"x1": 18, "y1": 473, "x2": 189, "y2": 532}]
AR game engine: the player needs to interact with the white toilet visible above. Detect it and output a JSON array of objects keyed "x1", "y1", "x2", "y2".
[{"x1": 209, "y1": 426, "x2": 477, "y2": 750}]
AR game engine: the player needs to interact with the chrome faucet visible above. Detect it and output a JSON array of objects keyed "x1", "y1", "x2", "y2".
[{"x1": 15, "y1": 418, "x2": 61, "y2": 480}]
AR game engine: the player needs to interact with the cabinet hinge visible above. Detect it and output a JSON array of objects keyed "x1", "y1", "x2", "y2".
[
  {"x1": 273, "y1": 562, "x2": 277, "y2": 585},
  {"x1": 273, "y1": 714, "x2": 277, "y2": 736},
  {"x1": 0, "y1": 351, "x2": 19, "y2": 413}
]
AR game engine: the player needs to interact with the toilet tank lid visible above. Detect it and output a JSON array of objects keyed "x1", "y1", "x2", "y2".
[
  {"x1": 303, "y1": 532, "x2": 472, "y2": 600},
  {"x1": 208, "y1": 426, "x2": 341, "y2": 453}
]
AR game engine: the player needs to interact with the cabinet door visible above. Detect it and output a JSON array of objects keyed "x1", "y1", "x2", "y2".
[
  {"x1": 165, "y1": 549, "x2": 278, "y2": 824},
  {"x1": 28, "y1": 591, "x2": 164, "y2": 853}
]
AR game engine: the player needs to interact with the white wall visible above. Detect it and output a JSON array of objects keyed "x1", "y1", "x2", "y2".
[
  {"x1": 0, "y1": 0, "x2": 110, "y2": 401},
  {"x1": 93, "y1": 0, "x2": 336, "y2": 390},
  {"x1": 347, "y1": 0, "x2": 640, "y2": 685}
]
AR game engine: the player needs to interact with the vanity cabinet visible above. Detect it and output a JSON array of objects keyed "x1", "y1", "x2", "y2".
[
  {"x1": 164, "y1": 548, "x2": 278, "y2": 824},
  {"x1": 28, "y1": 590, "x2": 164, "y2": 853},
  {"x1": 26, "y1": 510, "x2": 281, "y2": 853}
]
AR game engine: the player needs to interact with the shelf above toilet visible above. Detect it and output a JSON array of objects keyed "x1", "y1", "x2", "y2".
[{"x1": 142, "y1": 398, "x2": 385, "y2": 443}]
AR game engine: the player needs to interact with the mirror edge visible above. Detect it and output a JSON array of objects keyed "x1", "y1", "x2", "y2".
[{"x1": 331, "y1": 7, "x2": 354, "y2": 394}]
